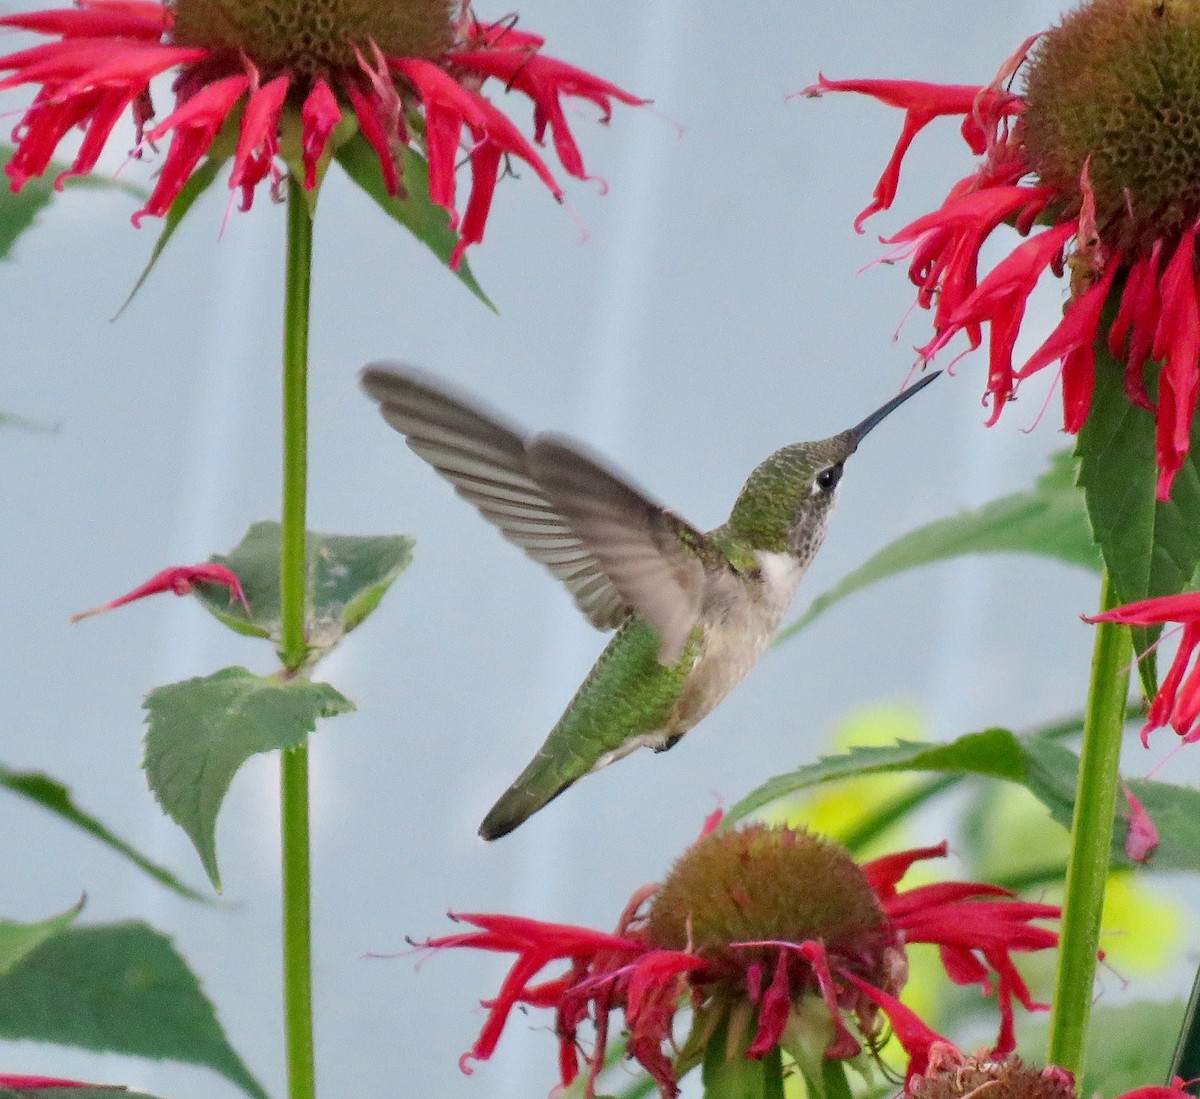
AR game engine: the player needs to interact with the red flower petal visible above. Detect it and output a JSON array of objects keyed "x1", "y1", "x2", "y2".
[
  {"x1": 70, "y1": 563, "x2": 249, "y2": 622},
  {"x1": 301, "y1": 78, "x2": 341, "y2": 190},
  {"x1": 860, "y1": 841, "x2": 947, "y2": 896},
  {"x1": 1173, "y1": 655, "x2": 1200, "y2": 740},
  {"x1": 344, "y1": 78, "x2": 400, "y2": 196},
  {"x1": 1151, "y1": 228, "x2": 1200, "y2": 499},
  {"x1": 229, "y1": 72, "x2": 289, "y2": 210},
  {"x1": 933, "y1": 220, "x2": 1078, "y2": 421},
  {"x1": 1087, "y1": 592, "x2": 1200, "y2": 626},
  {"x1": 0, "y1": 2, "x2": 167, "y2": 40},
  {"x1": 5, "y1": 90, "x2": 98, "y2": 188},
  {"x1": 839, "y1": 973, "x2": 949, "y2": 1080},
  {"x1": 801, "y1": 76, "x2": 987, "y2": 230},
  {"x1": 1120, "y1": 1079, "x2": 1193, "y2": 1099},
  {"x1": 451, "y1": 47, "x2": 646, "y2": 182},
  {"x1": 466, "y1": 20, "x2": 545, "y2": 52},
  {"x1": 58, "y1": 83, "x2": 144, "y2": 186},
  {"x1": 1018, "y1": 260, "x2": 1119, "y2": 432},
  {"x1": 396, "y1": 57, "x2": 563, "y2": 267},
  {"x1": 133, "y1": 73, "x2": 249, "y2": 223},
  {"x1": 746, "y1": 950, "x2": 792, "y2": 1057},
  {"x1": 1088, "y1": 597, "x2": 1200, "y2": 745},
  {"x1": 1109, "y1": 244, "x2": 1163, "y2": 411}
]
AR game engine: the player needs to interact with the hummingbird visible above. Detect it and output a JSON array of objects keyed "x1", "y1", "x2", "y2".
[{"x1": 361, "y1": 363, "x2": 938, "y2": 840}]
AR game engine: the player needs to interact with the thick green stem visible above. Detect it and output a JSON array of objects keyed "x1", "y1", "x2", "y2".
[
  {"x1": 281, "y1": 182, "x2": 312, "y2": 671},
  {"x1": 280, "y1": 179, "x2": 316, "y2": 1099},
  {"x1": 1046, "y1": 571, "x2": 1131, "y2": 1076},
  {"x1": 700, "y1": 1009, "x2": 785, "y2": 1099},
  {"x1": 1170, "y1": 967, "x2": 1200, "y2": 1088},
  {"x1": 818, "y1": 1056, "x2": 851, "y2": 1099}
]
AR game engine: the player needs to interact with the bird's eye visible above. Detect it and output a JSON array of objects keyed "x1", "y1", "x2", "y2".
[{"x1": 816, "y1": 465, "x2": 843, "y2": 492}]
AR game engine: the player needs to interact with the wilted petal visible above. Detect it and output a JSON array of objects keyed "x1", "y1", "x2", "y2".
[{"x1": 1122, "y1": 785, "x2": 1159, "y2": 863}]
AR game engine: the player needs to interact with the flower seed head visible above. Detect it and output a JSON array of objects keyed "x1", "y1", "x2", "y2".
[
  {"x1": 646, "y1": 824, "x2": 901, "y2": 991},
  {"x1": 169, "y1": 0, "x2": 457, "y2": 76},
  {"x1": 1023, "y1": 0, "x2": 1200, "y2": 255},
  {"x1": 913, "y1": 1055, "x2": 1077, "y2": 1099}
]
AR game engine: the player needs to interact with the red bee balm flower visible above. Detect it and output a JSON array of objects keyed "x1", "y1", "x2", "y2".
[
  {"x1": 0, "y1": 0, "x2": 644, "y2": 266},
  {"x1": 806, "y1": 0, "x2": 1200, "y2": 499},
  {"x1": 1087, "y1": 592, "x2": 1200, "y2": 744},
  {"x1": 419, "y1": 822, "x2": 1060, "y2": 1099}
]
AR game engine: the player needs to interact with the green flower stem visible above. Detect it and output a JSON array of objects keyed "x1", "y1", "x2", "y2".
[
  {"x1": 1046, "y1": 570, "x2": 1131, "y2": 1076},
  {"x1": 281, "y1": 181, "x2": 311, "y2": 671},
  {"x1": 281, "y1": 178, "x2": 316, "y2": 1099},
  {"x1": 1170, "y1": 965, "x2": 1200, "y2": 1086},
  {"x1": 700, "y1": 1011, "x2": 785, "y2": 1099},
  {"x1": 763, "y1": 1048, "x2": 785, "y2": 1099},
  {"x1": 281, "y1": 745, "x2": 314, "y2": 1099},
  {"x1": 819, "y1": 1056, "x2": 851, "y2": 1099}
]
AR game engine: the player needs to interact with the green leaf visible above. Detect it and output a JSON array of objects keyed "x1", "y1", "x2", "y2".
[
  {"x1": 0, "y1": 154, "x2": 54, "y2": 261},
  {"x1": 778, "y1": 449, "x2": 1099, "y2": 643},
  {"x1": 334, "y1": 132, "x2": 492, "y2": 309},
  {"x1": 0, "y1": 903, "x2": 82, "y2": 977},
  {"x1": 726, "y1": 730, "x2": 1027, "y2": 823},
  {"x1": 0, "y1": 410, "x2": 59, "y2": 432},
  {"x1": 192, "y1": 522, "x2": 414, "y2": 660},
  {"x1": 115, "y1": 156, "x2": 224, "y2": 319},
  {"x1": 0, "y1": 921, "x2": 266, "y2": 1099},
  {"x1": 0, "y1": 144, "x2": 145, "y2": 262},
  {"x1": 725, "y1": 727, "x2": 1200, "y2": 871},
  {"x1": 143, "y1": 667, "x2": 354, "y2": 888},
  {"x1": 0, "y1": 766, "x2": 208, "y2": 902},
  {"x1": 1076, "y1": 346, "x2": 1200, "y2": 695}
]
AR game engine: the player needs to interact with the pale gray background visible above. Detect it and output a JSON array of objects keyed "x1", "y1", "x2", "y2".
[{"x1": 0, "y1": 2, "x2": 1190, "y2": 1097}]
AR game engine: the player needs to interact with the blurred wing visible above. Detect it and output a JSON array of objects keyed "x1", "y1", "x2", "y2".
[
  {"x1": 527, "y1": 435, "x2": 709, "y2": 664},
  {"x1": 360, "y1": 363, "x2": 627, "y2": 630}
]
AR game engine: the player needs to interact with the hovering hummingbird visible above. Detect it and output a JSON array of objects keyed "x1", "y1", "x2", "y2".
[{"x1": 361, "y1": 364, "x2": 938, "y2": 840}]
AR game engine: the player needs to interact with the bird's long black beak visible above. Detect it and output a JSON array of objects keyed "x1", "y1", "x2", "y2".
[{"x1": 848, "y1": 371, "x2": 941, "y2": 444}]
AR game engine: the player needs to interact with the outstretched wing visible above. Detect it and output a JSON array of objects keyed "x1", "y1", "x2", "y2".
[
  {"x1": 527, "y1": 436, "x2": 707, "y2": 664},
  {"x1": 361, "y1": 363, "x2": 627, "y2": 630},
  {"x1": 361, "y1": 363, "x2": 712, "y2": 662}
]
